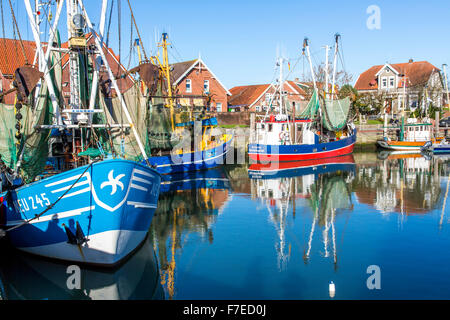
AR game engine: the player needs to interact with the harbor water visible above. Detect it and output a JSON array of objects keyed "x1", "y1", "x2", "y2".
[{"x1": 0, "y1": 152, "x2": 449, "y2": 300}]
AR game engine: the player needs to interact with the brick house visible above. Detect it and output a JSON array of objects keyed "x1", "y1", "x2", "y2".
[
  {"x1": 354, "y1": 59, "x2": 444, "y2": 114},
  {"x1": 228, "y1": 80, "x2": 308, "y2": 113},
  {"x1": 171, "y1": 58, "x2": 231, "y2": 112},
  {"x1": 0, "y1": 35, "x2": 134, "y2": 106}
]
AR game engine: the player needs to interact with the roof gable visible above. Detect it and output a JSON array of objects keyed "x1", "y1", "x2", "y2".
[
  {"x1": 355, "y1": 61, "x2": 440, "y2": 90},
  {"x1": 171, "y1": 58, "x2": 231, "y2": 95}
]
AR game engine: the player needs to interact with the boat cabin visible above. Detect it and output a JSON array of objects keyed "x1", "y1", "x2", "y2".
[
  {"x1": 254, "y1": 114, "x2": 317, "y2": 145},
  {"x1": 403, "y1": 123, "x2": 432, "y2": 142}
]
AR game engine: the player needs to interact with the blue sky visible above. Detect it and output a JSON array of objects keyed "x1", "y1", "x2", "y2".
[{"x1": 5, "y1": 0, "x2": 450, "y2": 89}]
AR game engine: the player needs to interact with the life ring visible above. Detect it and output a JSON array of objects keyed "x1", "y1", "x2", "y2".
[{"x1": 279, "y1": 131, "x2": 287, "y2": 140}]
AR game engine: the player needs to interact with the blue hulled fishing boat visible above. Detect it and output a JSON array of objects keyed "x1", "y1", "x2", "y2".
[
  {"x1": 0, "y1": 0, "x2": 160, "y2": 266},
  {"x1": 134, "y1": 34, "x2": 232, "y2": 175}
]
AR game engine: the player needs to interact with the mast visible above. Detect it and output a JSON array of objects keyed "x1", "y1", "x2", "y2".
[
  {"x1": 278, "y1": 57, "x2": 283, "y2": 116},
  {"x1": 66, "y1": 0, "x2": 82, "y2": 114},
  {"x1": 331, "y1": 33, "x2": 340, "y2": 101},
  {"x1": 323, "y1": 45, "x2": 330, "y2": 99},
  {"x1": 400, "y1": 73, "x2": 407, "y2": 141},
  {"x1": 78, "y1": 0, "x2": 150, "y2": 162},
  {"x1": 158, "y1": 33, "x2": 175, "y2": 131},
  {"x1": 303, "y1": 38, "x2": 317, "y2": 92},
  {"x1": 88, "y1": 0, "x2": 108, "y2": 118}
]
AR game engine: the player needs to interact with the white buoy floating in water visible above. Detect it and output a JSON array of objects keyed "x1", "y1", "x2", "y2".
[{"x1": 329, "y1": 281, "x2": 336, "y2": 298}]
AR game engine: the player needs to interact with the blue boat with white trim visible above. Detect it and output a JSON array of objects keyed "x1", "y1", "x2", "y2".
[
  {"x1": 0, "y1": 2, "x2": 162, "y2": 267},
  {"x1": 1, "y1": 159, "x2": 160, "y2": 267}
]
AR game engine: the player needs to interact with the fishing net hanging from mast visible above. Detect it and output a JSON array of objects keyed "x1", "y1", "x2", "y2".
[
  {"x1": 298, "y1": 90, "x2": 351, "y2": 131},
  {"x1": 98, "y1": 80, "x2": 151, "y2": 161}
]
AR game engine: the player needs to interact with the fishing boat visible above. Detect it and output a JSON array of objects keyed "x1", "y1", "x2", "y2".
[
  {"x1": 377, "y1": 119, "x2": 442, "y2": 151},
  {"x1": 248, "y1": 35, "x2": 356, "y2": 163},
  {"x1": 146, "y1": 116, "x2": 233, "y2": 175},
  {"x1": 0, "y1": 0, "x2": 161, "y2": 266},
  {"x1": 128, "y1": 33, "x2": 232, "y2": 174},
  {"x1": 377, "y1": 70, "x2": 443, "y2": 151}
]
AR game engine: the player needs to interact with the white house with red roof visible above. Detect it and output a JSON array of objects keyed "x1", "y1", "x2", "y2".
[{"x1": 354, "y1": 59, "x2": 444, "y2": 114}]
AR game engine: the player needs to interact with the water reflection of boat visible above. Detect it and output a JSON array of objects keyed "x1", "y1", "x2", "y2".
[
  {"x1": 355, "y1": 153, "x2": 440, "y2": 215},
  {"x1": 151, "y1": 168, "x2": 231, "y2": 299},
  {"x1": 249, "y1": 156, "x2": 355, "y2": 270},
  {"x1": 377, "y1": 150, "x2": 423, "y2": 160},
  {"x1": 248, "y1": 154, "x2": 355, "y2": 179},
  {"x1": 0, "y1": 236, "x2": 164, "y2": 300},
  {"x1": 160, "y1": 168, "x2": 230, "y2": 193}
]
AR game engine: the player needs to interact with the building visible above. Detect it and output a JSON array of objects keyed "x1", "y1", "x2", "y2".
[
  {"x1": 228, "y1": 80, "x2": 308, "y2": 113},
  {"x1": 354, "y1": 60, "x2": 444, "y2": 114},
  {"x1": 0, "y1": 35, "x2": 134, "y2": 105},
  {"x1": 0, "y1": 38, "x2": 37, "y2": 104},
  {"x1": 171, "y1": 58, "x2": 231, "y2": 113}
]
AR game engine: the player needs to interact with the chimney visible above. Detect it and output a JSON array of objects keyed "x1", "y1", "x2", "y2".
[{"x1": 409, "y1": 58, "x2": 413, "y2": 63}]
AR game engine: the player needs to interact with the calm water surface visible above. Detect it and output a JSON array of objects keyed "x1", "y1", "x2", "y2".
[{"x1": 1, "y1": 152, "x2": 449, "y2": 299}]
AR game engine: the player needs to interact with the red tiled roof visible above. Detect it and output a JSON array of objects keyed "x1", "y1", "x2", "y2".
[
  {"x1": 355, "y1": 61, "x2": 440, "y2": 91},
  {"x1": 228, "y1": 84, "x2": 270, "y2": 106},
  {"x1": 0, "y1": 38, "x2": 41, "y2": 76}
]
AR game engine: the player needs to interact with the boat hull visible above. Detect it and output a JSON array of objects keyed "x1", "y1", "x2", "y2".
[
  {"x1": 377, "y1": 137, "x2": 444, "y2": 151},
  {"x1": 248, "y1": 131, "x2": 356, "y2": 162},
  {"x1": 146, "y1": 136, "x2": 233, "y2": 174},
  {"x1": 0, "y1": 159, "x2": 161, "y2": 267},
  {"x1": 431, "y1": 145, "x2": 450, "y2": 154},
  {"x1": 377, "y1": 140, "x2": 426, "y2": 151}
]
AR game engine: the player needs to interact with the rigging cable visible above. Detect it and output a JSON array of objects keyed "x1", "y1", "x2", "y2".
[
  {"x1": 0, "y1": 0, "x2": 8, "y2": 70},
  {"x1": 7, "y1": 0, "x2": 28, "y2": 65},
  {"x1": 126, "y1": 0, "x2": 148, "y2": 62},
  {"x1": 4, "y1": 158, "x2": 101, "y2": 233},
  {"x1": 105, "y1": 0, "x2": 114, "y2": 48}
]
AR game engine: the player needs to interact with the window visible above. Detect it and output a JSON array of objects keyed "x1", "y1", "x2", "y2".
[
  {"x1": 268, "y1": 124, "x2": 273, "y2": 132},
  {"x1": 204, "y1": 80, "x2": 209, "y2": 93},
  {"x1": 381, "y1": 77, "x2": 387, "y2": 88},
  {"x1": 217, "y1": 103, "x2": 222, "y2": 112},
  {"x1": 255, "y1": 105, "x2": 261, "y2": 112},
  {"x1": 186, "y1": 79, "x2": 192, "y2": 93},
  {"x1": 389, "y1": 76, "x2": 395, "y2": 88}
]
